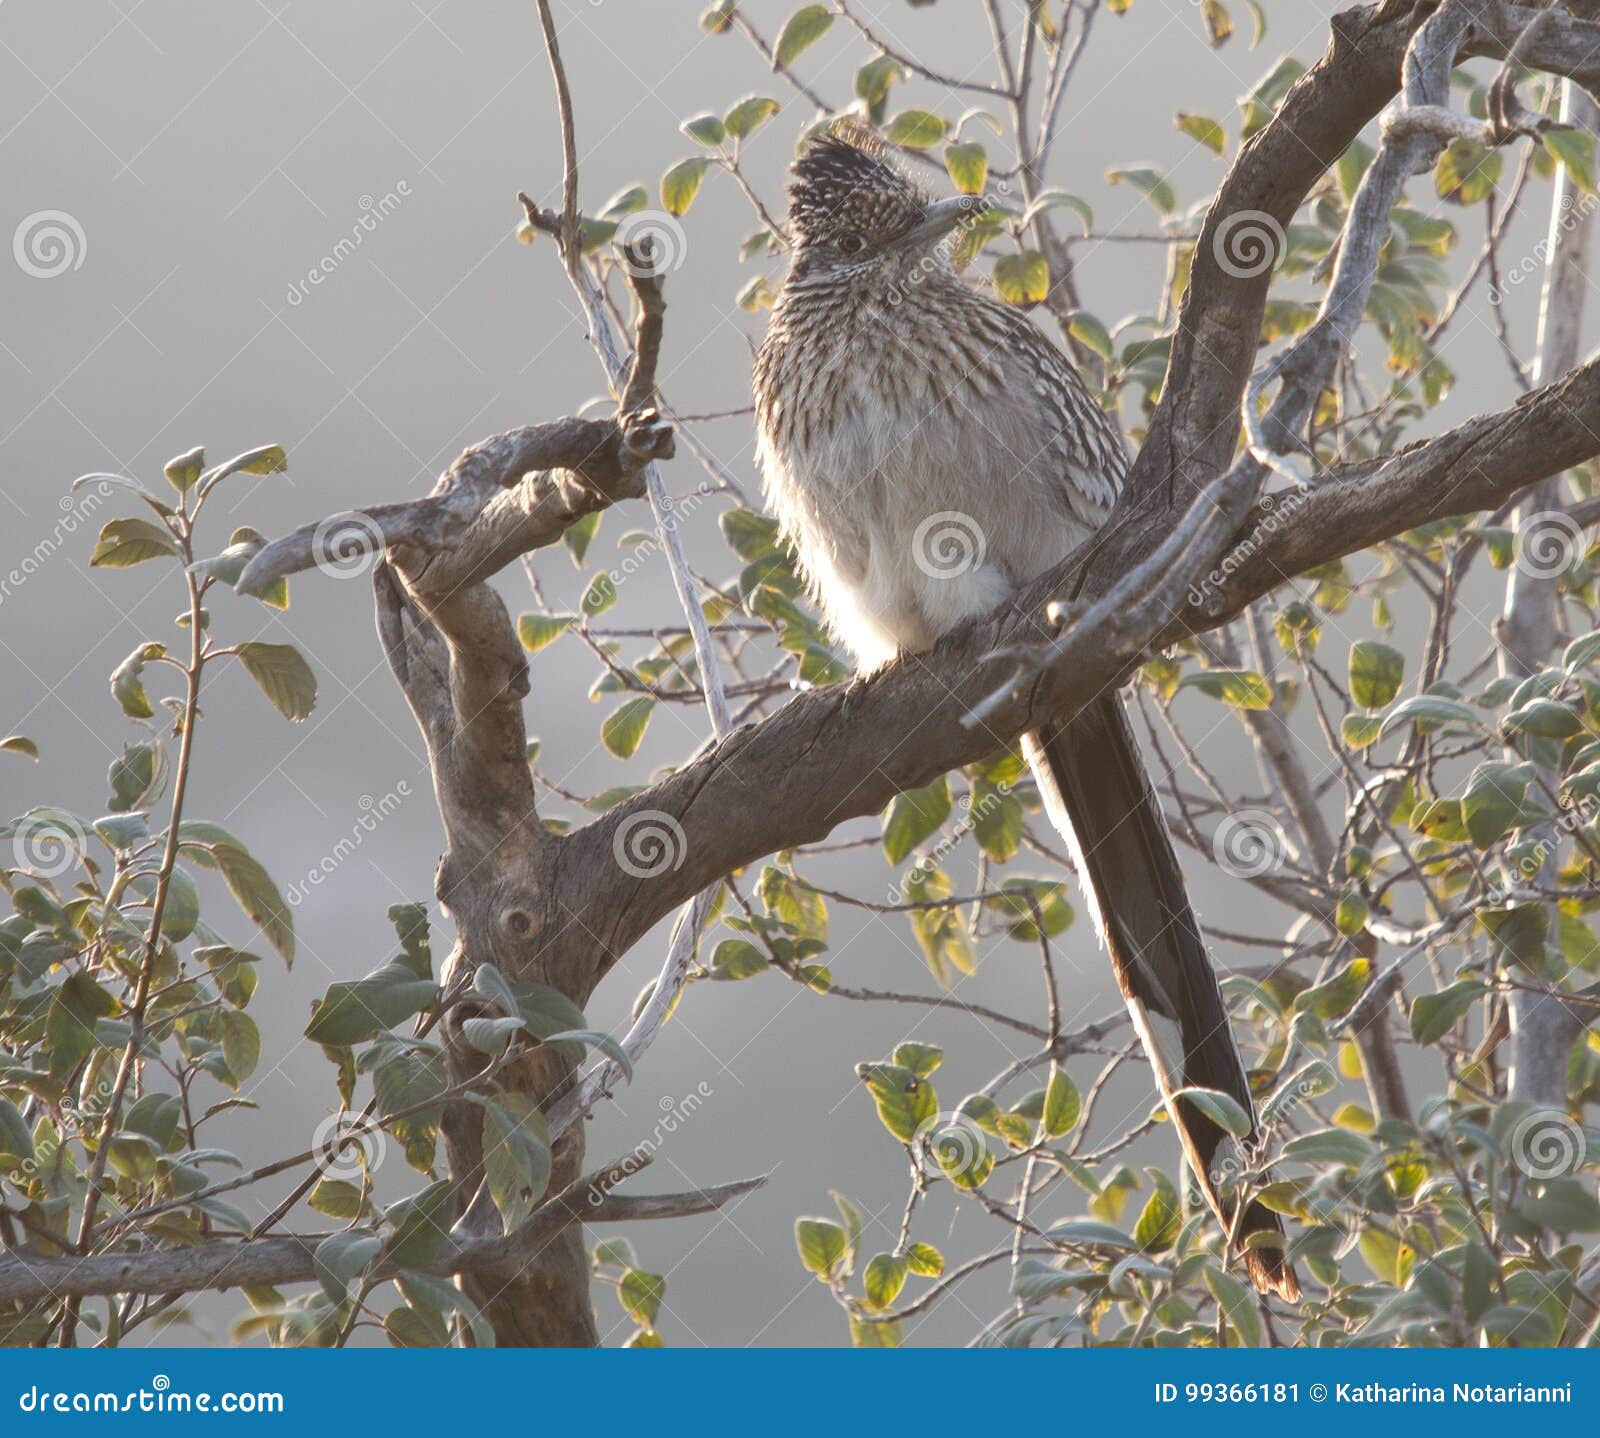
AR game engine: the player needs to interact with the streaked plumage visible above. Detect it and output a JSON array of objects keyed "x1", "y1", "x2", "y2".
[{"x1": 755, "y1": 133, "x2": 1298, "y2": 1301}]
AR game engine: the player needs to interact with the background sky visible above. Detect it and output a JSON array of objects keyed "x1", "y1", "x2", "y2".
[{"x1": 0, "y1": 0, "x2": 1562, "y2": 1346}]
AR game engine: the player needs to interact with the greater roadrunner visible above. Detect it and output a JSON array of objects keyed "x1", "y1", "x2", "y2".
[{"x1": 754, "y1": 133, "x2": 1298, "y2": 1300}]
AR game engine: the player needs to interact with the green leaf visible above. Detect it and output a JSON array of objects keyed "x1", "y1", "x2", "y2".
[
  {"x1": 892, "y1": 1042, "x2": 943, "y2": 1079},
  {"x1": 984, "y1": 878, "x2": 1074, "y2": 941},
  {"x1": 219, "y1": 1010, "x2": 261, "y2": 1086},
  {"x1": 517, "y1": 613, "x2": 576, "y2": 654},
  {"x1": 971, "y1": 779, "x2": 1022, "y2": 862},
  {"x1": 1176, "y1": 113, "x2": 1226, "y2": 154},
  {"x1": 1349, "y1": 641, "x2": 1404, "y2": 709},
  {"x1": 1175, "y1": 1086, "x2": 1252, "y2": 1138},
  {"x1": 91, "y1": 517, "x2": 177, "y2": 568},
  {"x1": 197, "y1": 444, "x2": 287, "y2": 497},
  {"x1": 0, "y1": 1098, "x2": 36, "y2": 1167},
  {"x1": 46, "y1": 971, "x2": 119, "y2": 1081},
  {"x1": 944, "y1": 142, "x2": 988, "y2": 194},
  {"x1": 1021, "y1": 189, "x2": 1093, "y2": 234},
  {"x1": 905, "y1": 868, "x2": 974, "y2": 987},
  {"x1": 1106, "y1": 166, "x2": 1177, "y2": 214},
  {"x1": 1504, "y1": 698, "x2": 1583, "y2": 739},
  {"x1": 1133, "y1": 1170, "x2": 1181, "y2": 1253},
  {"x1": 1281, "y1": 1128, "x2": 1375, "y2": 1168},
  {"x1": 601, "y1": 697, "x2": 656, "y2": 760},
  {"x1": 544, "y1": 1028, "x2": 633, "y2": 1082},
  {"x1": 164, "y1": 446, "x2": 206, "y2": 492},
  {"x1": 482, "y1": 1094, "x2": 552, "y2": 1233},
  {"x1": 1068, "y1": 311, "x2": 1114, "y2": 361},
  {"x1": 235, "y1": 642, "x2": 317, "y2": 722},
  {"x1": 709, "y1": 937, "x2": 770, "y2": 981},
  {"x1": 1544, "y1": 128, "x2": 1597, "y2": 197},
  {"x1": 181, "y1": 825, "x2": 296, "y2": 964},
  {"x1": 1180, "y1": 669, "x2": 1273, "y2": 710},
  {"x1": 619, "y1": 1268, "x2": 666, "y2": 1325},
  {"x1": 993, "y1": 251, "x2": 1049, "y2": 306},
  {"x1": 681, "y1": 112, "x2": 725, "y2": 147},
  {"x1": 661, "y1": 157, "x2": 712, "y2": 217},
  {"x1": 385, "y1": 1304, "x2": 450, "y2": 1348},
  {"x1": 882, "y1": 776, "x2": 952, "y2": 865},
  {"x1": 1341, "y1": 713, "x2": 1383, "y2": 748},
  {"x1": 314, "y1": 1230, "x2": 381, "y2": 1303},
  {"x1": 1200, "y1": 0, "x2": 1233, "y2": 45},
  {"x1": 774, "y1": 5, "x2": 832, "y2": 68},
  {"x1": 857, "y1": 1061, "x2": 937, "y2": 1144},
  {"x1": 305, "y1": 962, "x2": 438, "y2": 1046},
  {"x1": 1042, "y1": 1066, "x2": 1081, "y2": 1137},
  {"x1": 863, "y1": 1252, "x2": 909, "y2": 1310},
  {"x1": 1410, "y1": 979, "x2": 1485, "y2": 1045},
  {"x1": 580, "y1": 572, "x2": 618, "y2": 617},
  {"x1": 724, "y1": 95, "x2": 779, "y2": 141},
  {"x1": 383, "y1": 1180, "x2": 457, "y2": 1269},
  {"x1": 1436, "y1": 139, "x2": 1502, "y2": 204},
  {"x1": 1204, "y1": 1266, "x2": 1262, "y2": 1346},
  {"x1": 1461, "y1": 761, "x2": 1532, "y2": 849},
  {"x1": 110, "y1": 643, "x2": 166, "y2": 719},
  {"x1": 1477, "y1": 903, "x2": 1550, "y2": 970},
  {"x1": 1379, "y1": 694, "x2": 1482, "y2": 736},
  {"x1": 885, "y1": 109, "x2": 948, "y2": 149},
  {"x1": 795, "y1": 1218, "x2": 847, "y2": 1278},
  {"x1": 906, "y1": 1242, "x2": 944, "y2": 1277},
  {"x1": 1564, "y1": 629, "x2": 1600, "y2": 673}
]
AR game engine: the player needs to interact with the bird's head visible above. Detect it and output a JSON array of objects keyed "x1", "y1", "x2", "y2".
[{"x1": 786, "y1": 132, "x2": 983, "y2": 277}]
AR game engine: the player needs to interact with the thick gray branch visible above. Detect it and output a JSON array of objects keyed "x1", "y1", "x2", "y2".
[{"x1": 0, "y1": 1170, "x2": 765, "y2": 1306}]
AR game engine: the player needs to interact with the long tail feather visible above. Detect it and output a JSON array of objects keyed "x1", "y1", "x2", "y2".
[{"x1": 1022, "y1": 696, "x2": 1298, "y2": 1301}]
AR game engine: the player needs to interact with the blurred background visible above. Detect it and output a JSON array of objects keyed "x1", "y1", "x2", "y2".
[{"x1": 0, "y1": 0, "x2": 1560, "y2": 1345}]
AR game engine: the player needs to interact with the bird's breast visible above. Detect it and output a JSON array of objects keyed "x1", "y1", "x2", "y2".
[{"x1": 755, "y1": 287, "x2": 1089, "y2": 669}]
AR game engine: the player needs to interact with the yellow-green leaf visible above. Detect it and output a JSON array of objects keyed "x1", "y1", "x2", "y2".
[
  {"x1": 661, "y1": 157, "x2": 712, "y2": 217},
  {"x1": 993, "y1": 251, "x2": 1049, "y2": 306},
  {"x1": 774, "y1": 5, "x2": 832, "y2": 67}
]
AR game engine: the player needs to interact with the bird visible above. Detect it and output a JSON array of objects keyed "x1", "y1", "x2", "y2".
[{"x1": 753, "y1": 131, "x2": 1298, "y2": 1301}]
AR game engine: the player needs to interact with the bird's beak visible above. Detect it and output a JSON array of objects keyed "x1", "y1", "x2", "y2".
[{"x1": 887, "y1": 194, "x2": 987, "y2": 254}]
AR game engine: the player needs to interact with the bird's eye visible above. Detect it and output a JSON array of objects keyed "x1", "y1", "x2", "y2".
[{"x1": 838, "y1": 234, "x2": 865, "y2": 255}]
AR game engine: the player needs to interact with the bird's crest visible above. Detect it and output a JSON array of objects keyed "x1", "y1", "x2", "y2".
[{"x1": 786, "y1": 126, "x2": 927, "y2": 250}]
